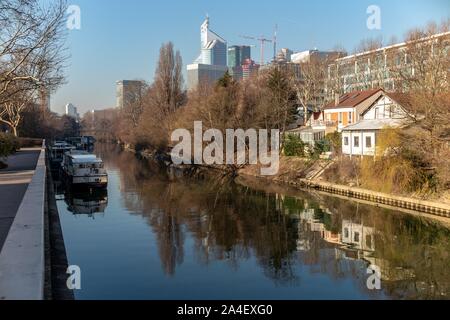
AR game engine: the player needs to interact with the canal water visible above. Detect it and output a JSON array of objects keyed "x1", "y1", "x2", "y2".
[{"x1": 54, "y1": 144, "x2": 450, "y2": 300}]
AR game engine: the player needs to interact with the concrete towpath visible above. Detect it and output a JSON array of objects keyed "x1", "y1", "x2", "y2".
[{"x1": 0, "y1": 148, "x2": 41, "y2": 251}]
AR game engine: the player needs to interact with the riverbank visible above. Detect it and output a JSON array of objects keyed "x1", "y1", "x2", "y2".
[
  {"x1": 238, "y1": 157, "x2": 450, "y2": 219},
  {"x1": 126, "y1": 146, "x2": 450, "y2": 220}
]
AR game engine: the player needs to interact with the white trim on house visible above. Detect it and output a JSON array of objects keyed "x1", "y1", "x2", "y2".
[
  {"x1": 341, "y1": 93, "x2": 411, "y2": 157},
  {"x1": 342, "y1": 130, "x2": 376, "y2": 156},
  {"x1": 323, "y1": 107, "x2": 355, "y2": 114}
]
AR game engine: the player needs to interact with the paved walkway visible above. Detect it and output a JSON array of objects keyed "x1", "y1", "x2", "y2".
[{"x1": 0, "y1": 148, "x2": 41, "y2": 251}]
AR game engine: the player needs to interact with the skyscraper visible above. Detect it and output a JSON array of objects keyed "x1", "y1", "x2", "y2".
[
  {"x1": 187, "y1": 17, "x2": 228, "y2": 91},
  {"x1": 227, "y1": 46, "x2": 240, "y2": 69},
  {"x1": 228, "y1": 45, "x2": 252, "y2": 80},
  {"x1": 116, "y1": 80, "x2": 143, "y2": 109},
  {"x1": 227, "y1": 45, "x2": 251, "y2": 69},
  {"x1": 65, "y1": 103, "x2": 80, "y2": 120},
  {"x1": 197, "y1": 16, "x2": 227, "y2": 66}
]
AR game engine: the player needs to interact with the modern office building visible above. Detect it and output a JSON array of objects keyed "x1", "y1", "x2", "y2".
[
  {"x1": 65, "y1": 103, "x2": 80, "y2": 120},
  {"x1": 116, "y1": 80, "x2": 143, "y2": 109},
  {"x1": 227, "y1": 45, "x2": 251, "y2": 68},
  {"x1": 187, "y1": 64, "x2": 229, "y2": 89},
  {"x1": 228, "y1": 45, "x2": 252, "y2": 80},
  {"x1": 202, "y1": 39, "x2": 227, "y2": 66},
  {"x1": 187, "y1": 17, "x2": 228, "y2": 90},
  {"x1": 229, "y1": 58, "x2": 260, "y2": 81},
  {"x1": 290, "y1": 49, "x2": 342, "y2": 64},
  {"x1": 241, "y1": 59, "x2": 260, "y2": 80},
  {"x1": 325, "y1": 31, "x2": 450, "y2": 99},
  {"x1": 276, "y1": 48, "x2": 293, "y2": 63}
]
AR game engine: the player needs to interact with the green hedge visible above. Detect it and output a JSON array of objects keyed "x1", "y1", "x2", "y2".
[
  {"x1": 284, "y1": 134, "x2": 306, "y2": 157},
  {"x1": 0, "y1": 133, "x2": 20, "y2": 158}
]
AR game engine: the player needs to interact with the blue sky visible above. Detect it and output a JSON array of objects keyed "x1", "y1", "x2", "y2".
[{"x1": 51, "y1": 0, "x2": 449, "y2": 114}]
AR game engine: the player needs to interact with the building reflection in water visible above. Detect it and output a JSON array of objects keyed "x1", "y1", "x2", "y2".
[{"x1": 74, "y1": 144, "x2": 450, "y2": 299}]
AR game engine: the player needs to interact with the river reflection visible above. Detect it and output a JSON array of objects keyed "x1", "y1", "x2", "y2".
[{"x1": 55, "y1": 144, "x2": 450, "y2": 300}]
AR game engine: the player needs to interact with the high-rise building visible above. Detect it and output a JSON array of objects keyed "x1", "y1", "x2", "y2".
[
  {"x1": 187, "y1": 17, "x2": 228, "y2": 90},
  {"x1": 227, "y1": 46, "x2": 240, "y2": 69},
  {"x1": 227, "y1": 45, "x2": 251, "y2": 69},
  {"x1": 291, "y1": 49, "x2": 342, "y2": 64},
  {"x1": 228, "y1": 45, "x2": 252, "y2": 80},
  {"x1": 276, "y1": 48, "x2": 293, "y2": 63},
  {"x1": 241, "y1": 59, "x2": 259, "y2": 80},
  {"x1": 240, "y1": 46, "x2": 251, "y2": 65},
  {"x1": 187, "y1": 64, "x2": 230, "y2": 90},
  {"x1": 116, "y1": 80, "x2": 143, "y2": 109},
  {"x1": 39, "y1": 88, "x2": 50, "y2": 112},
  {"x1": 65, "y1": 103, "x2": 80, "y2": 120},
  {"x1": 202, "y1": 39, "x2": 227, "y2": 66}
]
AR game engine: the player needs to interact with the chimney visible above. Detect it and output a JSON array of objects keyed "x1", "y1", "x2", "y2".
[{"x1": 334, "y1": 93, "x2": 340, "y2": 107}]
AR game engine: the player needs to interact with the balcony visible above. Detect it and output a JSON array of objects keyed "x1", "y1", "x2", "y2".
[{"x1": 309, "y1": 119, "x2": 338, "y2": 129}]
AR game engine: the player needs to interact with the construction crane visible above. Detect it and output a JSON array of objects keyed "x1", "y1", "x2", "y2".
[{"x1": 240, "y1": 35, "x2": 272, "y2": 66}]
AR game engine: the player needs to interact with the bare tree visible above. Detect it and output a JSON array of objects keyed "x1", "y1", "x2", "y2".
[
  {"x1": 151, "y1": 42, "x2": 185, "y2": 132},
  {"x1": 389, "y1": 22, "x2": 450, "y2": 140},
  {"x1": 0, "y1": 0, "x2": 68, "y2": 131},
  {"x1": 294, "y1": 56, "x2": 329, "y2": 125},
  {"x1": 387, "y1": 21, "x2": 450, "y2": 189},
  {"x1": 123, "y1": 80, "x2": 146, "y2": 128},
  {"x1": 137, "y1": 42, "x2": 186, "y2": 149},
  {"x1": 0, "y1": 85, "x2": 36, "y2": 136}
]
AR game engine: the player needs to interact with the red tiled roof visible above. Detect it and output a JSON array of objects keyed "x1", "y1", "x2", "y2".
[
  {"x1": 384, "y1": 92, "x2": 414, "y2": 112},
  {"x1": 324, "y1": 88, "x2": 382, "y2": 109}
]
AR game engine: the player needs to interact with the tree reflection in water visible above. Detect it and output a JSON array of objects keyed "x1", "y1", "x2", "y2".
[{"x1": 95, "y1": 144, "x2": 450, "y2": 299}]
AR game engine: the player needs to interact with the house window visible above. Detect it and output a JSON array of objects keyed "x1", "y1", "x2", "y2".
[
  {"x1": 344, "y1": 228, "x2": 349, "y2": 238},
  {"x1": 344, "y1": 137, "x2": 349, "y2": 146},
  {"x1": 374, "y1": 108, "x2": 379, "y2": 119},
  {"x1": 338, "y1": 113, "x2": 343, "y2": 123},
  {"x1": 366, "y1": 136, "x2": 372, "y2": 148},
  {"x1": 354, "y1": 232, "x2": 360, "y2": 243},
  {"x1": 366, "y1": 235, "x2": 372, "y2": 249},
  {"x1": 354, "y1": 136, "x2": 360, "y2": 148},
  {"x1": 348, "y1": 112, "x2": 353, "y2": 123}
]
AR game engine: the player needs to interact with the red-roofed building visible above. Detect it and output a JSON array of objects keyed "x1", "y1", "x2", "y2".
[
  {"x1": 321, "y1": 89, "x2": 383, "y2": 131},
  {"x1": 342, "y1": 91, "x2": 413, "y2": 157}
]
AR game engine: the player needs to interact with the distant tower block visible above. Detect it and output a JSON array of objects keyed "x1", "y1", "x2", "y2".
[{"x1": 39, "y1": 88, "x2": 50, "y2": 112}]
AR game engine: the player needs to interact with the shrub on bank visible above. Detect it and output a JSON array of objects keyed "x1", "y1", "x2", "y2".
[
  {"x1": 308, "y1": 139, "x2": 330, "y2": 159},
  {"x1": 0, "y1": 133, "x2": 20, "y2": 159},
  {"x1": 283, "y1": 134, "x2": 306, "y2": 157},
  {"x1": 322, "y1": 128, "x2": 440, "y2": 196}
]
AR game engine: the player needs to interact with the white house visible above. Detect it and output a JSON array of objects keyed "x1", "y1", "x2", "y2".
[
  {"x1": 342, "y1": 92, "x2": 412, "y2": 157},
  {"x1": 341, "y1": 220, "x2": 375, "y2": 252}
]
